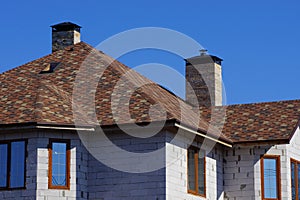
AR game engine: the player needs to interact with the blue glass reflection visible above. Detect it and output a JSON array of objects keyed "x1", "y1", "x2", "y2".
[
  {"x1": 188, "y1": 148, "x2": 196, "y2": 191},
  {"x1": 292, "y1": 162, "x2": 296, "y2": 200},
  {"x1": 263, "y1": 158, "x2": 277, "y2": 198},
  {"x1": 10, "y1": 141, "x2": 25, "y2": 188},
  {"x1": 52, "y1": 142, "x2": 67, "y2": 186},
  {"x1": 0, "y1": 144, "x2": 8, "y2": 187},
  {"x1": 198, "y1": 150, "x2": 205, "y2": 195}
]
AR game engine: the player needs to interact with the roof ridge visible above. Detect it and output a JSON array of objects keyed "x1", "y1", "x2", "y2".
[
  {"x1": 0, "y1": 41, "x2": 94, "y2": 78},
  {"x1": 211, "y1": 99, "x2": 300, "y2": 108},
  {"x1": 0, "y1": 54, "x2": 53, "y2": 78},
  {"x1": 0, "y1": 40, "x2": 298, "y2": 144},
  {"x1": 33, "y1": 78, "x2": 44, "y2": 122},
  {"x1": 90, "y1": 47, "x2": 226, "y2": 137},
  {"x1": 37, "y1": 81, "x2": 94, "y2": 125},
  {"x1": 97, "y1": 52, "x2": 179, "y2": 119}
]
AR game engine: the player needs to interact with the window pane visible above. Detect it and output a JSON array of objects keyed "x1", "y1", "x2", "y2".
[
  {"x1": 291, "y1": 162, "x2": 296, "y2": 200},
  {"x1": 0, "y1": 144, "x2": 8, "y2": 187},
  {"x1": 52, "y1": 142, "x2": 67, "y2": 186},
  {"x1": 188, "y1": 148, "x2": 196, "y2": 191},
  {"x1": 10, "y1": 141, "x2": 25, "y2": 188},
  {"x1": 198, "y1": 150, "x2": 205, "y2": 195},
  {"x1": 263, "y1": 158, "x2": 278, "y2": 198}
]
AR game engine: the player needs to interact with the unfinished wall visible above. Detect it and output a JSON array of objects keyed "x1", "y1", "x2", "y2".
[
  {"x1": 36, "y1": 130, "x2": 89, "y2": 200},
  {"x1": 0, "y1": 131, "x2": 37, "y2": 200},
  {"x1": 165, "y1": 130, "x2": 225, "y2": 200},
  {"x1": 224, "y1": 126, "x2": 300, "y2": 200},
  {"x1": 223, "y1": 145, "x2": 264, "y2": 199},
  {"x1": 285, "y1": 126, "x2": 300, "y2": 199},
  {"x1": 1, "y1": 126, "x2": 299, "y2": 200},
  {"x1": 0, "y1": 129, "x2": 89, "y2": 200},
  {"x1": 87, "y1": 130, "x2": 167, "y2": 200}
]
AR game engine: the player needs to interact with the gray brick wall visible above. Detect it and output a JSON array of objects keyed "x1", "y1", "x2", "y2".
[
  {"x1": 87, "y1": 131, "x2": 166, "y2": 200},
  {"x1": 285, "y1": 126, "x2": 300, "y2": 198},
  {"x1": 224, "y1": 126, "x2": 300, "y2": 200},
  {"x1": 1, "y1": 126, "x2": 299, "y2": 200},
  {"x1": 0, "y1": 130, "x2": 89, "y2": 200},
  {"x1": 52, "y1": 30, "x2": 80, "y2": 52},
  {"x1": 36, "y1": 131, "x2": 88, "y2": 200},
  {"x1": 165, "y1": 131, "x2": 224, "y2": 200},
  {"x1": 223, "y1": 146, "x2": 262, "y2": 199},
  {"x1": 186, "y1": 61, "x2": 222, "y2": 107},
  {"x1": 0, "y1": 131, "x2": 37, "y2": 200}
]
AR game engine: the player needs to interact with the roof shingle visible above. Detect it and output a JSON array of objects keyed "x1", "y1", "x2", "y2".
[
  {"x1": 0, "y1": 42, "x2": 299, "y2": 144},
  {"x1": 201, "y1": 100, "x2": 300, "y2": 143}
]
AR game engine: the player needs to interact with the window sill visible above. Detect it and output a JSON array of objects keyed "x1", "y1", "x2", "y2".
[
  {"x1": 0, "y1": 187, "x2": 26, "y2": 191},
  {"x1": 48, "y1": 186, "x2": 70, "y2": 190},
  {"x1": 188, "y1": 190, "x2": 206, "y2": 198}
]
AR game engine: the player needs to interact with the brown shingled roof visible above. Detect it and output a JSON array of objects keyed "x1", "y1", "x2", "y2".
[
  {"x1": 0, "y1": 42, "x2": 222, "y2": 138},
  {"x1": 0, "y1": 41, "x2": 299, "y2": 144},
  {"x1": 201, "y1": 100, "x2": 300, "y2": 143}
]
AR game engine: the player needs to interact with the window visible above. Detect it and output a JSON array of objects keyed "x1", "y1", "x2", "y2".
[
  {"x1": 187, "y1": 146, "x2": 205, "y2": 197},
  {"x1": 291, "y1": 158, "x2": 300, "y2": 200},
  {"x1": 48, "y1": 139, "x2": 70, "y2": 189},
  {"x1": 0, "y1": 140, "x2": 26, "y2": 189},
  {"x1": 261, "y1": 155, "x2": 281, "y2": 200}
]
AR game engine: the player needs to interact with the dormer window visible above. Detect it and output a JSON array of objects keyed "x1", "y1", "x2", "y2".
[{"x1": 40, "y1": 62, "x2": 60, "y2": 74}]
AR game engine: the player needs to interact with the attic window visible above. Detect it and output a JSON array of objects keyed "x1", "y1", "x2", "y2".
[{"x1": 40, "y1": 62, "x2": 60, "y2": 74}]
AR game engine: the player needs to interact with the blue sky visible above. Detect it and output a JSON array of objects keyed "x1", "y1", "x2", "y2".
[{"x1": 0, "y1": 0, "x2": 299, "y2": 105}]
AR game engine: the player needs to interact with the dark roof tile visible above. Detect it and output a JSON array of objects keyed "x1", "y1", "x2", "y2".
[
  {"x1": 0, "y1": 42, "x2": 299, "y2": 144},
  {"x1": 200, "y1": 100, "x2": 300, "y2": 142}
]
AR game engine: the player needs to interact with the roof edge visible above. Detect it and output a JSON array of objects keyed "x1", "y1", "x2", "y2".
[
  {"x1": 232, "y1": 138, "x2": 290, "y2": 146},
  {"x1": 288, "y1": 119, "x2": 300, "y2": 141},
  {"x1": 1, "y1": 118, "x2": 299, "y2": 146},
  {"x1": 223, "y1": 99, "x2": 300, "y2": 108}
]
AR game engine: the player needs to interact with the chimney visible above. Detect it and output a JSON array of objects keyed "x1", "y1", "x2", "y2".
[
  {"x1": 51, "y1": 22, "x2": 81, "y2": 52},
  {"x1": 185, "y1": 50, "x2": 223, "y2": 107}
]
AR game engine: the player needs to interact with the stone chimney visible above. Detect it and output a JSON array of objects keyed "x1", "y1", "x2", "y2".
[
  {"x1": 51, "y1": 22, "x2": 81, "y2": 52},
  {"x1": 185, "y1": 50, "x2": 223, "y2": 107}
]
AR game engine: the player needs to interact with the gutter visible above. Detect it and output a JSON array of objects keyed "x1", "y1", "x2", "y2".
[
  {"x1": 175, "y1": 123, "x2": 232, "y2": 148},
  {"x1": 0, "y1": 123, "x2": 95, "y2": 132},
  {"x1": 36, "y1": 125, "x2": 95, "y2": 131}
]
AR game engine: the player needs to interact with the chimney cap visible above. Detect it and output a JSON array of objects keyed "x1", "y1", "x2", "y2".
[
  {"x1": 199, "y1": 49, "x2": 208, "y2": 56},
  {"x1": 185, "y1": 50, "x2": 223, "y2": 65},
  {"x1": 51, "y1": 22, "x2": 81, "y2": 32}
]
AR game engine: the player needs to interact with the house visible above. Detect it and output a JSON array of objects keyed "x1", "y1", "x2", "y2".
[{"x1": 0, "y1": 22, "x2": 299, "y2": 200}]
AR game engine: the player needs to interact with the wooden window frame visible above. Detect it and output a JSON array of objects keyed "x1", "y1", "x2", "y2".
[
  {"x1": 291, "y1": 158, "x2": 300, "y2": 200},
  {"x1": 187, "y1": 146, "x2": 206, "y2": 197},
  {"x1": 0, "y1": 139, "x2": 27, "y2": 190},
  {"x1": 261, "y1": 155, "x2": 281, "y2": 200},
  {"x1": 48, "y1": 139, "x2": 71, "y2": 190}
]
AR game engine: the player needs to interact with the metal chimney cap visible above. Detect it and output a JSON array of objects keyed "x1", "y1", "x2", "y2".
[
  {"x1": 200, "y1": 49, "x2": 208, "y2": 56},
  {"x1": 51, "y1": 22, "x2": 81, "y2": 32}
]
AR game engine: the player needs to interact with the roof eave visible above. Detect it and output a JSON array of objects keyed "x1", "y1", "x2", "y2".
[
  {"x1": 288, "y1": 119, "x2": 300, "y2": 141},
  {"x1": 232, "y1": 138, "x2": 290, "y2": 146}
]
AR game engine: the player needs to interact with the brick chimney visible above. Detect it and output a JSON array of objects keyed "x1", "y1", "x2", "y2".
[
  {"x1": 185, "y1": 50, "x2": 223, "y2": 107},
  {"x1": 51, "y1": 22, "x2": 81, "y2": 52}
]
